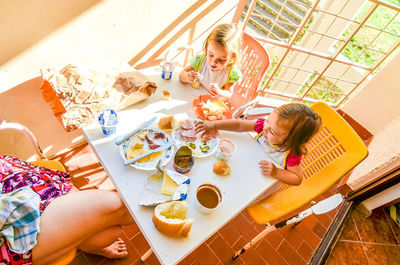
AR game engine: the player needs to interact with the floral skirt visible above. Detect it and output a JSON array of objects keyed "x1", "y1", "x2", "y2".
[{"x1": 0, "y1": 155, "x2": 73, "y2": 265}]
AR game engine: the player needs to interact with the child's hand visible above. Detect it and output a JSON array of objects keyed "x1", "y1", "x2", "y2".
[
  {"x1": 259, "y1": 160, "x2": 278, "y2": 177},
  {"x1": 209, "y1": 83, "x2": 220, "y2": 96},
  {"x1": 179, "y1": 66, "x2": 197, "y2": 84},
  {"x1": 194, "y1": 119, "x2": 217, "y2": 137},
  {"x1": 209, "y1": 83, "x2": 232, "y2": 99},
  {"x1": 186, "y1": 70, "x2": 197, "y2": 83}
]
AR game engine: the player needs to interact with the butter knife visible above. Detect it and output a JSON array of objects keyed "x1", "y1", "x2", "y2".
[
  {"x1": 124, "y1": 140, "x2": 175, "y2": 166},
  {"x1": 115, "y1": 116, "x2": 157, "y2": 145}
]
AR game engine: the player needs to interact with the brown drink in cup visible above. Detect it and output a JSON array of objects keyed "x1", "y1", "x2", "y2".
[{"x1": 195, "y1": 184, "x2": 222, "y2": 214}]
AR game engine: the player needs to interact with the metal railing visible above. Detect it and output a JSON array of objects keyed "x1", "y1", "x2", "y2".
[
  {"x1": 237, "y1": 0, "x2": 400, "y2": 108},
  {"x1": 131, "y1": 0, "x2": 400, "y2": 109}
]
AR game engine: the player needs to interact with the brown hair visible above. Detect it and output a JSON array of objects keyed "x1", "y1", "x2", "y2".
[
  {"x1": 275, "y1": 103, "x2": 322, "y2": 156},
  {"x1": 203, "y1": 23, "x2": 242, "y2": 66}
]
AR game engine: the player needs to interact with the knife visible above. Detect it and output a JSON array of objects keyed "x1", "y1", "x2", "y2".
[
  {"x1": 124, "y1": 140, "x2": 175, "y2": 166},
  {"x1": 115, "y1": 116, "x2": 157, "y2": 145}
]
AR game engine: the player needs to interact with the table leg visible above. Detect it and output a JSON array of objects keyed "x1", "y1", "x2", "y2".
[{"x1": 141, "y1": 248, "x2": 153, "y2": 262}]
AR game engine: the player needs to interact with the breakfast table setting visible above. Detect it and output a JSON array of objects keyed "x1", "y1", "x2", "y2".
[{"x1": 82, "y1": 66, "x2": 277, "y2": 265}]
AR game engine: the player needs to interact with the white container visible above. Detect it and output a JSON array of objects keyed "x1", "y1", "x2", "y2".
[
  {"x1": 195, "y1": 183, "x2": 223, "y2": 214},
  {"x1": 160, "y1": 61, "x2": 175, "y2": 80},
  {"x1": 98, "y1": 109, "x2": 118, "y2": 135},
  {"x1": 216, "y1": 138, "x2": 236, "y2": 161}
]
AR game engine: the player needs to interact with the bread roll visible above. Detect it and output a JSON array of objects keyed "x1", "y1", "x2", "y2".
[
  {"x1": 192, "y1": 81, "x2": 200, "y2": 89},
  {"x1": 213, "y1": 160, "x2": 231, "y2": 176},
  {"x1": 153, "y1": 201, "x2": 193, "y2": 237},
  {"x1": 162, "y1": 89, "x2": 170, "y2": 100},
  {"x1": 158, "y1": 115, "x2": 174, "y2": 131}
]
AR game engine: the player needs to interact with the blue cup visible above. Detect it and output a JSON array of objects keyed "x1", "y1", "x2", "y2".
[
  {"x1": 160, "y1": 61, "x2": 175, "y2": 80},
  {"x1": 98, "y1": 109, "x2": 118, "y2": 135},
  {"x1": 161, "y1": 70, "x2": 173, "y2": 80}
]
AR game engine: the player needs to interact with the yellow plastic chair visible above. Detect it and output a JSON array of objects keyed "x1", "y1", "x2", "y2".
[
  {"x1": 233, "y1": 102, "x2": 368, "y2": 259},
  {"x1": 0, "y1": 121, "x2": 75, "y2": 264},
  {"x1": 47, "y1": 249, "x2": 76, "y2": 265}
]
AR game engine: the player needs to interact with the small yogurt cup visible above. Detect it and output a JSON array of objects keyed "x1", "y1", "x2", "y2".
[
  {"x1": 216, "y1": 138, "x2": 236, "y2": 161},
  {"x1": 98, "y1": 109, "x2": 118, "y2": 135},
  {"x1": 160, "y1": 61, "x2": 175, "y2": 80}
]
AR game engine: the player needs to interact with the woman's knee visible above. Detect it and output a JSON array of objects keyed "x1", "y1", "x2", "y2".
[
  {"x1": 97, "y1": 191, "x2": 129, "y2": 219},
  {"x1": 103, "y1": 192, "x2": 133, "y2": 225}
]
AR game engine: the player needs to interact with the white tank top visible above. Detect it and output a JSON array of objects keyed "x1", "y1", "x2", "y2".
[
  {"x1": 198, "y1": 57, "x2": 230, "y2": 89},
  {"x1": 256, "y1": 135, "x2": 289, "y2": 169}
]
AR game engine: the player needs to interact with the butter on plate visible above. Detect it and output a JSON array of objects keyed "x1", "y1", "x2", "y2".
[
  {"x1": 161, "y1": 172, "x2": 178, "y2": 196},
  {"x1": 139, "y1": 169, "x2": 190, "y2": 206}
]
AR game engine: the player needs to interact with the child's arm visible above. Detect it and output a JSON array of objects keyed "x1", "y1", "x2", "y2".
[
  {"x1": 179, "y1": 65, "x2": 197, "y2": 84},
  {"x1": 195, "y1": 119, "x2": 256, "y2": 136},
  {"x1": 259, "y1": 161, "x2": 303, "y2": 186}
]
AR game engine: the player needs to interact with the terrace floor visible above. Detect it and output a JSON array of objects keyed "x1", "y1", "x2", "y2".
[{"x1": 57, "y1": 143, "x2": 400, "y2": 265}]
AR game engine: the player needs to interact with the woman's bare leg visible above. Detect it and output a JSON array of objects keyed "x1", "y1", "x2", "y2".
[
  {"x1": 78, "y1": 226, "x2": 128, "y2": 258},
  {"x1": 31, "y1": 190, "x2": 133, "y2": 264}
]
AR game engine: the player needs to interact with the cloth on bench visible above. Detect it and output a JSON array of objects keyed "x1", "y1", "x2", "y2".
[{"x1": 0, "y1": 187, "x2": 41, "y2": 254}]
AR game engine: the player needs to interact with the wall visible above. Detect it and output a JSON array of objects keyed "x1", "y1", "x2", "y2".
[
  {"x1": 342, "y1": 49, "x2": 400, "y2": 190},
  {"x1": 0, "y1": 0, "x2": 238, "y2": 158},
  {"x1": 0, "y1": 0, "x2": 238, "y2": 91},
  {"x1": 342, "y1": 52, "x2": 400, "y2": 135}
]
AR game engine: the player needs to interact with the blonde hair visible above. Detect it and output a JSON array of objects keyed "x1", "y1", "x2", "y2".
[
  {"x1": 275, "y1": 103, "x2": 322, "y2": 156},
  {"x1": 203, "y1": 23, "x2": 242, "y2": 66}
]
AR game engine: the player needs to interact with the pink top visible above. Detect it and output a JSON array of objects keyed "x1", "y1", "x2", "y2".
[{"x1": 254, "y1": 118, "x2": 302, "y2": 167}]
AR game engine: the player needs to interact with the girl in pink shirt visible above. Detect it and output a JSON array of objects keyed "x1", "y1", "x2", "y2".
[{"x1": 195, "y1": 103, "x2": 321, "y2": 186}]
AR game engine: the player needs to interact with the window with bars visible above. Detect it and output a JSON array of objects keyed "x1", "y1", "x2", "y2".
[{"x1": 240, "y1": 0, "x2": 400, "y2": 108}]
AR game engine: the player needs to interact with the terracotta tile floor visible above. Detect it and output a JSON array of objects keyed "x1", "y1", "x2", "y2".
[
  {"x1": 54, "y1": 143, "x2": 400, "y2": 265},
  {"x1": 326, "y1": 206, "x2": 400, "y2": 265}
]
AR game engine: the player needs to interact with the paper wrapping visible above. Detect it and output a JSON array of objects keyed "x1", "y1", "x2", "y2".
[
  {"x1": 139, "y1": 169, "x2": 190, "y2": 206},
  {"x1": 40, "y1": 63, "x2": 157, "y2": 131}
]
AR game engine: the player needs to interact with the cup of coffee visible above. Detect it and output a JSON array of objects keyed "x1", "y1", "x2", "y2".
[
  {"x1": 195, "y1": 183, "x2": 223, "y2": 214},
  {"x1": 216, "y1": 138, "x2": 236, "y2": 161}
]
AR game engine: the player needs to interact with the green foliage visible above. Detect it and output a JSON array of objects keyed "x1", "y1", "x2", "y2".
[
  {"x1": 339, "y1": 1, "x2": 400, "y2": 67},
  {"x1": 262, "y1": 54, "x2": 282, "y2": 89},
  {"x1": 296, "y1": 71, "x2": 345, "y2": 104},
  {"x1": 386, "y1": 0, "x2": 400, "y2": 7}
]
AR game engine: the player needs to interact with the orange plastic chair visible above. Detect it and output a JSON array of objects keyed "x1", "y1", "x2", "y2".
[
  {"x1": 191, "y1": 32, "x2": 270, "y2": 120},
  {"x1": 233, "y1": 102, "x2": 368, "y2": 259},
  {"x1": 229, "y1": 32, "x2": 270, "y2": 111},
  {"x1": 0, "y1": 121, "x2": 75, "y2": 264}
]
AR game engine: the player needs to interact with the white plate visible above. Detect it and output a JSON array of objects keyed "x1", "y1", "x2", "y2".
[
  {"x1": 172, "y1": 120, "x2": 219, "y2": 158},
  {"x1": 120, "y1": 128, "x2": 174, "y2": 171}
]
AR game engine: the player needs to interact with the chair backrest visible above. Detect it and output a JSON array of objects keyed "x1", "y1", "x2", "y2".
[
  {"x1": 0, "y1": 121, "x2": 45, "y2": 160},
  {"x1": 246, "y1": 102, "x2": 368, "y2": 224},
  {"x1": 0, "y1": 121, "x2": 66, "y2": 172},
  {"x1": 229, "y1": 32, "x2": 270, "y2": 110}
]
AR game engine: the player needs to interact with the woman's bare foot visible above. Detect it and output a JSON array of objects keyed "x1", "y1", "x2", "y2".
[{"x1": 85, "y1": 238, "x2": 128, "y2": 259}]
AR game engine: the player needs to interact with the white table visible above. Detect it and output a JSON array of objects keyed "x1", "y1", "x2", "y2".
[{"x1": 82, "y1": 67, "x2": 276, "y2": 265}]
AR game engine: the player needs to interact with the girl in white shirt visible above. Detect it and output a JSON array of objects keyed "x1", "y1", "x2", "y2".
[{"x1": 179, "y1": 23, "x2": 242, "y2": 99}]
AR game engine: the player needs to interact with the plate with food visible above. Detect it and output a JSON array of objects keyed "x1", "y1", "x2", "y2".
[
  {"x1": 172, "y1": 119, "x2": 219, "y2": 158},
  {"x1": 120, "y1": 128, "x2": 174, "y2": 170},
  {"x1": 192, "y1": 95, "x2": 232, "y2": 121}
]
